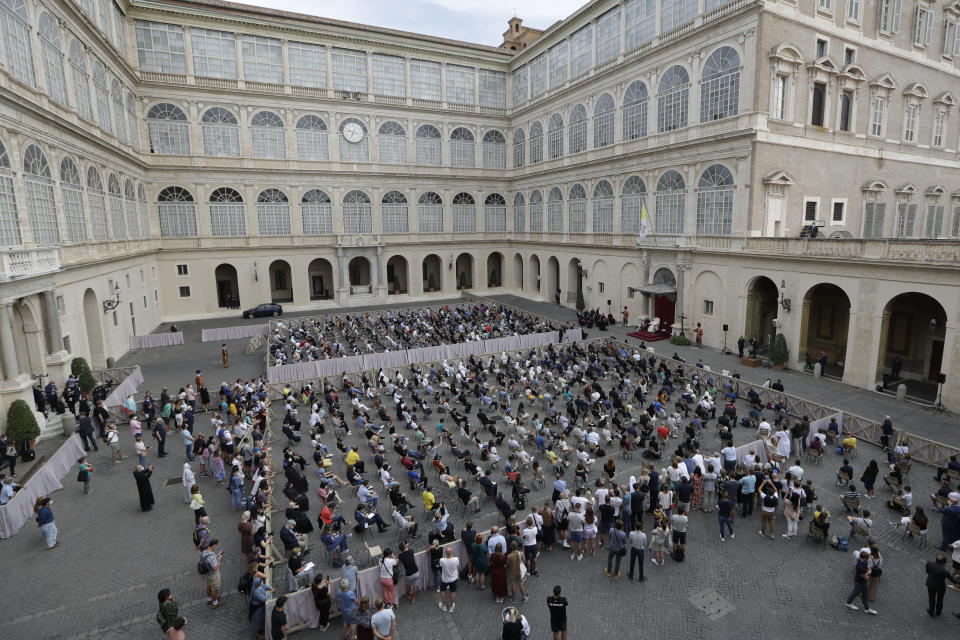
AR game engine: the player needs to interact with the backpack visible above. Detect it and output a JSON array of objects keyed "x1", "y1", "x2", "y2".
[
  {"x1": 237, "y1": 571, "x2": 254, "y2": 596},
  {"x1": 836, "y1": 535, "x2": 848, "y2": 552},
  {"x1": 671, "y1": 547, "x2": 685, "y2": 562},
  {"x1": 197, "y1": 559, "x2": 210, "y2": 575},
  {"x1": 192, "y1": 528, "x2": 202, "y2": 547}
]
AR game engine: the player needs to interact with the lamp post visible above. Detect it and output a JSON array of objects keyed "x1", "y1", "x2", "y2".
[
  {"x1": 779, "y1": 279, "x2": 791, "y2": 312},
  {"x1": 102, "y1": 283, "x2": 121, "y2": 313}
]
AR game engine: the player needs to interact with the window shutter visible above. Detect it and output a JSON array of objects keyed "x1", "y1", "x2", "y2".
[
  {"x1": 926, "y1": 10, "x2": 935, "y2": 44},
  {"x1": 954, "y1": 20, "x2": 960, "y2": 55},
  {"x1": 915, "y1": 6, "x2": 923, "y2": 43},
  {"x1": 832, "y1": 201, "x2": 844, "y2": 222},
  {"x1": 934, "y1": 204, "x2": 945, "y2": 236},
  {"x1": 892, "y1": 0, "x2": 902, "y2": 32},
  {"x1": 874, "y1": 203, "x2": 886, "y2": 237},
  {"x1": 905, "y1": 203, "x2": 917, "y2": 235},
  {"x1": 925, "y1": 204, "x2": 937, "y2": 237},
  {"x1": 952, "y1": 205, "x2": 960, "y2": 236},
  {"x1": 863, "y1": 202, "x2": 875, "y2": 237},
  {"x1": 945, "y1": 22, "x2": 954, "y2": 55}
]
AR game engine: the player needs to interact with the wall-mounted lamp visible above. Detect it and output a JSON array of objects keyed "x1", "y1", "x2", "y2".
[
  {"x1": 253, "y1": 261, "x2": 258, "y2": 281},
  {"x1": 448, "y1": 255, "x2": 454, "y2": 270},
  {"x1": 102, "y1": 283, "x2": 121, "y2": 313},
  {"x1": 779, "y1": 279, "x2": 791, "y2": 312}
]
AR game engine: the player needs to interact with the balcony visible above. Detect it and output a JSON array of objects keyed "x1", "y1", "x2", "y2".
[{"x1": 0, "y1": 247, "x2": 61, "y2": 281}]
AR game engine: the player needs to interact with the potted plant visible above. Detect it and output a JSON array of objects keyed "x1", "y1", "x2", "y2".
[
  {"x1": 6, "y1": 399, "x2": 40, "y2": 460},
  {"x1": 575, "y1": 288, "x2": 585, "y2": 312},
  {"x1": 71, "y1": 356, "x2": 97, "y2": 393},
  {"x1": 770, "y1": 333, "x2": 789, "y2": 370},
  {"x1": 427, "y1": 273, "x2": 437, "y2": 292}
]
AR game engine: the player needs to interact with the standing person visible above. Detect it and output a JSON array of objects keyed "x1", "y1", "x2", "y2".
[
  {"x1": 200, "y1": 538, "x2": 225, "y2": 608},
  {"x1": 134, "y1": 434, "x2": 148, "y2": 467},
  {"x1": 605, "y1": 519, "x2": 627, "y2": 578},
  {"x1": 221, "y1": 344, "x2": 229, "y2": 368},
  {"x1": 156, "y1": 589, "x2": 182, "y2": 634},
  {"x1": 397, "y1": 542, "x2": 419, "y2": 604},
  {"x1": 737, "y1": 336, "x2": 745, "y2": 358},
  {"x1": 77, "y1": 411, "x2": 98, "y2": 452},
  {"x1": 154, "y1": 419, "x2": 167, "y2": 458},
  {"x1": 843, "y1": 551, "x2": 877, "y2": 614},
  {"x1": 429, "y1": 540, "x2": 443, "y2": 592},
  {"x1": 547, "y1": 585, "x2": 568, "y2": 640},
  {"x1": 702, "y1": 465, "x2": 718, "y2": 513},
  {"x1": 627, "y1": 522, "x2": 646, "y2": 581},
  {"x1": 182, "y1": 463, "x2": 196, "y2": 504},
  {"x1": 782, "y1": 488, "x2": 801, "y2": 540},
  {"x1": 107, "y1": 424, "x2": 122, "y2": 464},
  {"x1": 650, "y1": 519, "x2": 669, "y2": 566},
  {"x1": 270, "y1": 595, "x2": 287, "y2": 640},
  {"x1": 35, "y1": 497, "x2": 58, "y2": 549},
  {"x1": 438, "y1": 546, "x2": 459, "y2": 612},
  {"x1": 506, "y1": 542, "x2": 527, "y2": 603},
  {"x1": 671, "y1": 508, "x2": 688, "y2": 560},
  {"x1": 134, "y1": 464, "x2": 155, "y2": 512},
  {"x1": 310, "y1": 574, "x2": 332, "y2": 632},
  {"x1": 93, "y1": 400, "x2": 109, "y2": 440},
  {"x1": 77, "y1": 457, "x2": 93, "y2": 494},
  {"x1": 758, "y1": 478, "x2": 778, "y2": 539},
  {"x1": 490, "y1": 543, "x2": 508, "y2": 603},
  {"x1": 718, "y1": 492, "x2": 735, "y2": 541},
  {"x1": 926, "y1": 553, "x2": 959, "y2": 616},
  {"x1": 521, "y1": 517, "x2": 539, "y2": 576},
  {"x1": 378, "y1": 548, "x2": 399, "y2": 607},
  {"x1": 370, "y1": 598, "x2": 396, "y2": 640},
  {"x1": 567, "y1": 503, "x2": 585, "y2": 561},
  {"x1": 338, "y1": 578, "x2": 358, "y2": 640},
  {"x1": 165, "y1": 617, "x2": 186, "y2": 640},
  {"x1": 471, "y1": 534, "x2": 489, "y2": 591},
  {"x1": 860, "y1": 460, "x2": 879, "y2": 499}
]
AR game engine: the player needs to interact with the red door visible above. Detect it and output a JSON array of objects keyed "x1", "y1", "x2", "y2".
[{"x1": 654, "y1": 295, "x2": 675, "y2": 326}]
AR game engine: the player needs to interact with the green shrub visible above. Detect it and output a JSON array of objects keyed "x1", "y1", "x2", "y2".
[
  {"x1": 575, "y1": 289, "x2": 585, "y2": 312},
  {"x1": 5, "y1": 399, "x2": 40, "y2": 442},
  {"x1": 70, "y1": 357, "x2": 89, "y2": 376},
  {"x1": 670, "y1": 334, "x2": 692, "y2": 346},
  {"x1": 771, "y1": 333, "x2": 789, "y2": 364},
  {"x1": 427, "y1": 273, "x2": 437, "y2": 290}
]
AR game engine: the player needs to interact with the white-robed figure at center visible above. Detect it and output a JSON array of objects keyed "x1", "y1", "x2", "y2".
[{"x1": 181, "y1": 462, "x2": 196, "y2": 504}]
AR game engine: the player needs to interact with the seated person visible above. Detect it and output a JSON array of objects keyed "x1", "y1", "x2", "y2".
[
  {"x1": 317, "y1": 503, "x2": 346, "y2": 531},
  {"x1": 479, "y1": 470, "x2": 498, "y2": 498},
  {"x1": 320, "y1": 524, "x2": 349, "y2": 553},
  {"x1": 287, "y1": 546, "x2": 315, "y2": 586},
  {"x1": 430, "y1": 506, "x2": 455, "y2": 542},
  {"x1": 935, "y1": 455, "x2": 960, "y2": 481},
  {"x1": 837, "y1": 459, "x2": 854, "y2": 484},
  {"x1": 408, "y1": 468, "x2": 428, "y2": 490},
  {"x1": 354, "y1": 506, "x2": 391, "y2": 533},
  {"x1": 495, "y1": 492, "x2": 517, "y2": 519},
  {"x1": 808, "y1": 437, "x2": 823, "y2": 455},
  {"x1": 457, "y1": 480, "x2": 480, "y2": 512},
  {"x1": 357, "y1": 481, "x2": 378, "y2": 508},
  {"x1": 846, "y1": 510, "x2": 872, "y2": 535},
  {"x1": 344, "y1": 447, "x2": 364, "y2": 473},
  {"x1": 392, "y1": 507, "x2": 419, "y2": 538},
  {"x1": 842, "y1": 483, "x2": 861, "y2": 512},
  {"x1": 891, "y1": 506, "x2": 928, "y2": 535},
  {"x1": 345, "y1": 465, "x2": 366, "y2": 486},
  {"x1": 811, "y1": 506, "x2": 830, "y2": 535},
  {"x1": 388, "y1": 485, "x2": 414, "y2": 514},
  {"x1": 841, "y1": 435, "x2": 857, "y2": 450},
  {"x1": 422, "y1": 488, "x2": 437, "y2": 511}
]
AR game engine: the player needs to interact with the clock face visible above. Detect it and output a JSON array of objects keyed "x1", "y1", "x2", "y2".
[{"x1": 343, "y1": 122, "x2": 364, "y2": 143}]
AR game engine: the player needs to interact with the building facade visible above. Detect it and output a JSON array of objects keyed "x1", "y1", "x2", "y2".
[{"x1": 0, "y1": 0, "x2": 958, "y2": 433}]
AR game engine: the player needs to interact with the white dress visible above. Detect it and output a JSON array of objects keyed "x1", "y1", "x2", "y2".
[{"x1": 182, "y1": 465, "x2": 196, "y2": 503}]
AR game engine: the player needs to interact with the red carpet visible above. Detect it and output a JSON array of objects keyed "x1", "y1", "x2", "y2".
[{"x1": 627, "y1": 330, "x2": 670, "y2": 342}]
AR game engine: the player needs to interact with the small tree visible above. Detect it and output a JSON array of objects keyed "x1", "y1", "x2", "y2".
[
  {"x1": 575, "y1": 288, "x2": 586, "y2": 312},
  {"x1": 427, "y1": 273, "x2": 437, "y2": 291},
  {"x1": 70, "y1": 357, "x2": 89, "y2": 376},
  {"x1": 79, "y1": 367, "x2": 97, "y2": 393},
  {"x1": 771, "y1": 333, "x2": 789, "y2": 365},
  {"x1": 5, "y1": 399, "x2": 40, "y2": 443},
  {"x1": 458, "y1": 272, "x2": 467, "y2": 289}
]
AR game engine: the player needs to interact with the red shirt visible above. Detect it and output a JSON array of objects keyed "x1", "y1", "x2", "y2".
[{"x1": 657, "y1": 426, "x2": 669, "y2": 440}]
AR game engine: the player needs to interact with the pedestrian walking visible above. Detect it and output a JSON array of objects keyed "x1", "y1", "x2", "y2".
[
  {"x1": 35, "y1": 496, "x2": 58, "y2": 549},
  {"x1": 77, "y1": 457, "x2": 93, "y2": 494},
  {"x1": 843, "y1": 551, "x2": 877, "y2": 614},
  {"x1": 134, "y1": 464, "x2": 155, "y2": 512},
  {"x1": 926, "y1": 553, "x2": 959, "y2": 616},
  {"x1": 547, "y1": 585, "x2": 568, "y2": 640}
]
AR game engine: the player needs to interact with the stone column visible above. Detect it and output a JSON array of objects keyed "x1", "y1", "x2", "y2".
[
  {"x1": 0, "y1": 303, "x2": 21, "y2": 380},
  {"x1": 640, "y1": 256, "x2": 652, "y2": 320},
  {"x1": 337, "y1": 247, "x2": 349, "y2": 300},
  {"x1": 674, "y1": 266, "x2": 686, "y2": 334},
  {"x1": 375, "y1": 246, "x2": 386, "y2": 297},
  {"x1": 42, "y1": 291, "x2": 62, "y2": 353}
]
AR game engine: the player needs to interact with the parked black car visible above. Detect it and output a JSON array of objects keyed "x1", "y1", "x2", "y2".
[{"x1": 242, "y1": 303, "x2": 283, "y2": 319}]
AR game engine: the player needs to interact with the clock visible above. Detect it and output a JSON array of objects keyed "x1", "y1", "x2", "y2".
[{"x1": 343, "y1": 122, "x2": 364, "y2": 143}]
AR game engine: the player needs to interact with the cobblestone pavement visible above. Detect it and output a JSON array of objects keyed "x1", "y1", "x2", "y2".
[{"x1": 1, "y1": 295, "x2": 958, "y2": 639}]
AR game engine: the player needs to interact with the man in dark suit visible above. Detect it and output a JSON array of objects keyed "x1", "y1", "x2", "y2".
[
  {"x1": 77, "y1": 411, "x2": 98, "y2": 452},
  {"x1": 926, "y1": 554, "x2": 959, "y2": 616}
]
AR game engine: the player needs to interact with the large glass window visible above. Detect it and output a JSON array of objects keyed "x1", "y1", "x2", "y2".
[
  {"x1": 23, "y1": 145, "x2": 59, "y2": 245},
  {"x1": 513, "y1": 129, "x2": 525, "y2": 168},
  {"x1": 870, "y1": 96, "x2": 887, "y2": 137},
  {"x1": 201, "y1": 107, "x2": 240, "y2": 157},
  {"x1": 209, "y1": 187, "x2": 246, "y2": 237},
  {"x1": 111, "y1": 78, "x2": 127, "y2": 143},
  {"x1": 661, "y1": 0, "x2": 698, "y2": 32},
  {"x1": 484, "y1": 194, "x2": 506, "y2": 232},
  {"x1": 288, "y1": 41, "x2": 326, "y2": 88},
  {"x1": 696, "y1": 164, "x2": 734, "y2": 235},
  {"x1": 512, "y1": 66, "x2": 529, "y2": 106},
  {"x1": 621, "y1": 175, "x2": 647, "y2": 233},
  {"x1": 417, "y1": 192, "x2": 443, "y2": 233},
  {"x1": 332, "y1": 49, "x2": 367, "y2": 92},
  {"x1": 450, "y1": 127, "x2": 475, "y2": 168},
  {"x1": 134, "y1": 20, "x2": 185, "y2": 74},
  {"x1": 0, "y1": 140, "x2": 20, "y2": 246},
  {"x1": 0, "y1": 0, "x2": 35, "y2": 86},
  {"x1": 862, "y1": 201, "x2": 886, "y2": 238},
  {"x1": 529, "y1": 122, "x2": 543, "y2": 164},
  {"x1": 381, "y1": 191, "x2": 408, "y2": 233},
  {"x1": 59, "y1": 157, "x2": 86, "y2": 242},
  {"x1": 568, "y1": 105, "x2": 587, "y2": 154},
  {"x1": 548, "y1": 114, "x2": 564, "y2": 160},
  {"x1": 191, "y1": 28, "x2": 237, "y2": 79},
  {"x1": 570, "y1": 24, "x2": 593, "y2": 78},
  {"x1": 623, "y1": 80, "x2": 649, "y2": 140},
  {"x1": 251, "y1": 111, "x2": 285, "y2": 160},
  {"x1": 529, "y1": 190, "x2": 543, "y2": 232},
  {"x1": 296, "y1": 114, "x2": 328, "y2": 161},
  {"x1": 594, "y1": 94, "x2": 615, "y2": 148},
  {"x1": 301, "y1": 189, "x2": 332, "y2": 235},
  {"x1": 596, "y1": 7, "x2": 621, "y2": 65},
  {"x1": 904, "y1": 104, "x2": 918, "y2": 142},
  {"x1": 86, "y1": 166, "x2": 108, "y2": 241},
  {"x1": 378, "y1": 121, "x2": 406, "y2": 164},
  {"x1": 625, "y1": 0, "x2": 656, "y2": 50},
  {"x1": 655, "y1": 170, "x2": 686, "y2": 234},
  {"x1": 700, "y1": 47, "x2": 740, "y2": 122},
  {"x1": 415, "y1": 124, "x2": 441, "y2": 166},
  {"x1": 147, "y1": 103, "x2": 189, "y2": 155},
  {"x1": 256, "y1": 188, "x2": 290, "y2": 236},
  {"x1": 410, "y1": 59, "x2": 441, "y2": 101},
  {"x1": 69, "y1": 41, "x2": 93, "y2": 121},
  {"x1": 39, "y1": 13, "x2": 67, "y2": 105},
  {"x1": 549, "y1": 42, "x2": 568, "y2": 89},
  {"x1": 593, "y1": 180, "x2": 614, "y2": 233},
  {"x1": 568, "y1": 184, "x2": 586, "y2": 233},
  {"x1": 126, "y1": 92, "x2": 139, "y2": 152},
  {"x1": 338, "y1": 118, "x2": 369, "y2": 163},
  {"x1": 446, "y1": 65, "x2": 475, "y2": 105},
  {"x1": 92, "y1": 60, "x2": 112, "y2": 134},
  {"x1": 547, "y1": 187, "x2": 563, "y2": 232},
  {"x1": 452, "y1": 192, "x2": 476, "y2": 233},
  {"x1": 137, "y1": 184, "x2": 149, "y2": 239},
  {"x1": 479, "y1": 69, "x2": 507, "y2": 108},
  {"x1": 482, "y1": 130, "x2": 506, "y2": 169},
  {"x1": 108, "y1": 173, "x2": 125, "y2": 239},
  {"x1": 342, "y1": 190, "x2": 372, "y2": 234},
  {"x1": 124, "y1": 179, "x2": 139, "y2": 240},
  {"x1": 373, "y1": 54, "x2": 406, "y2": 97},
  {"x1": 157, "y1": 185, "x2": 197, "y2": 238},
  {"x1": 657, "y1": 65, "x2": 689, "y2": 132},
  {"x1": 530, "y1": 53, "x2": 547, "y2": 98},
  {"x1": 513, "y1": 193, "x2": 526, "y2": 232},
  {"x1": 241, "y1": 35, "x2": 282, "y2": 84}
]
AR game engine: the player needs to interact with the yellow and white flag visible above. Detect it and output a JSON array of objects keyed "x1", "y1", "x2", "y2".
[{"x1": 639, "y1": 201, "x2": 649, "y2": 238}]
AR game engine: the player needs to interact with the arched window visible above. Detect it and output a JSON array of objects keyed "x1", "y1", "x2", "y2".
[
  {"x1": 111, "y1": 78, "x2": 127, "y2": 143},
  {"x1": 569, "y1": 105, "x2": 587, "y2": 154},
  {"x1": 209, "y1": 187, "x2": 245, "y2": 237},
  {"x1": 137, "y1": 184, "x2": 149, "y2": 238},
  {"x1": 296, "y1": 114, "x2": 329, "y2": 161},
  {"x1": 513, "y1": 128, "x2": 525, "y2": 168},
  {"x1": 529, "y1": 189, "x2": 543, "y2": 232},
  {"x1": 452, "y1": 192, "x2": 476, "y2": 233},
  {"x1": 621, "y1": 175, "x2": 646, "y2": 233},
  {"x1": 529, "y1": 121, "x2": 544, "y2": 164},
  {"x1": 657, "y1": 65, "x2": 689, "y2": 132},
  {"x1": 23, "y1": 145, "x2": 59, "y2": 245},
  {"x1": 700, "y1": 46, "x2": 740, "y2": 122},
  {"x1": 484, "y1": 193, "x2": 506, "y2": 231},
  {"x1": 482, "y1": 130, "x2": 506, "y2": 169},
  {"x1": 623, "y1": 81, "x2": 648, "y2": 141},
  {"x1": 301, "y1": 189, "x2": 332, "y2": 235},
  {"x1": 0, "y1": 0, "x2": 35, "y2": 86},
  {"x1": 59, "y1": 157, "x2": 86, "y2": 242},
  {"x1": 378, "y1": 121, "x2": 406, "y2": 164},
  {"x1": 338, "y1": 118, "x2": 369, "y2": 163},
  {"x1": 251, "y1": 111, "x2": 285, "y2": 160},
  {"x1": 547, "y1": 113, "x2": 564, "y2": 160},
  {"x1": 450, "y1": 127, "x2": 475, "y2": 168},
  {"x1": 92, "y1": 60, "x2": 112, "y2": 134},
  {"x1": 68, "y1": 40, "x2": 93, "y2": 121},
  {"x1": 655, "y1": 170, "x2": 686, "y2": 234},
  {"x1": 567, "y1": 184, "x2": 586, "y2": 233},
  {"x1": 513, "y1": 192, "x2": 526, "y2": 232},
  {"x1": 147, "y1": 103, "x2": 189, "y2": 155},
  {"x1": 202, "y1": 107, "x2": 240, "y2": 157},
  {"x1": 696, "y1": 164, "x2": 734, "y2": 235},
  {"x1": 0, "y1": 139, "x2": 22, "y2": 246},
  {"x1": 593, "y1": 180, "x2": 614, "y2": 233},
  {"x1": 124, "y1": 178, "x2": 139, "y2": 239},
  {"x1": 256, "y1": 188, "x2": 290, "y2": 235},
  {"x1": 593, "y1": 94, "x2": 615, "y2": 148},
  {"x1": 157, "y1": 186, "x2": 197, "y2": 238},
  {"x1": 547, "y1": 187, "x2": 563, "y2": 232},
  {"x1": 417, "y1": 191, "x2": 443, "y2": 233},
  {"x1": 126, "y1": 92, "x2": 139, "y2": 151},
  {"x1": 381, "y1": 190, "x2": 408, "y2": 233},
  {"x1": 342, "y1": 190, "x2": 372, "y2": 234},
  {"x1": 86, "y1": 166, "x2": 108, "y2": 241},
  {"x1": 107, "y1": 173, "x2": 125, "y2": 239},
  {"x1": 415, "y1": 124, "x2": 441, "y2": 166},
  {"x1": 39, "y1": 13, "x2": 67, "y2": 105}
]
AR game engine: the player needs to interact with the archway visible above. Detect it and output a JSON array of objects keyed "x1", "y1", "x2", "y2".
[
  {"x1": 529, "y1": 255, "x2": 541, "y2": 295},
  {"x1": 307, "y1": 258, "x2": 334, "y2": 300},
  {"x1": 566, "y1": 258, "x2": 581, "y2": 306},
  {"x1": 455, "y1": 253, "x2": 474, "y2": 289},
  {"x1": 386, "y1": 256, "x2": 409, "y2": 295},
  {"x1": 82, "y1": 289, "x2": 105, "y2": 368},
  {"x1": 651, "y1": 268, "x2": 677, "y2": 327},
  {"x1": 513, "y1": 253, "x2": 523, "y2": 290},
  {"x1": 422, "y1": 254, "x2": 442, "y2": 293},
  {"x1": 744, "y1": 276, "x2": 779, "y2": 355},
  {"x1": 877, "y1": 292, "x2": 948, "y2": 398},
  {"x1": 348, "y1": 257, "x2": 372, "y2": 294},
  {"x1": 800, "y1": 283, "x2": 851, "y2": 377},
  {"x1": 215, "y1": 264, "x2": 240, "y2": 308},
  {"x1": 546, "y1": 257, "x2": 560, "y2": 302},
  {"x1": 486, "y1": 252, "x2": 503, "y2": 288},
  {"x1": 269, "y1": 260, "x2": 293, "y2": 303}
]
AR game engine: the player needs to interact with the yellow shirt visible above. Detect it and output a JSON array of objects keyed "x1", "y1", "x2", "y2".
[
  {"x1": 545, "y1": 450, "x2": 558, "y2": 465},
  {"x1": 841, "y1": 437, "x2": 857, "y2": 449},
  {"x1": 423, "y1": 490, "x2": 435, "y2": 510},
  {"x1": 345, "y1": 450, "x2": 360, "y2": 467}
]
